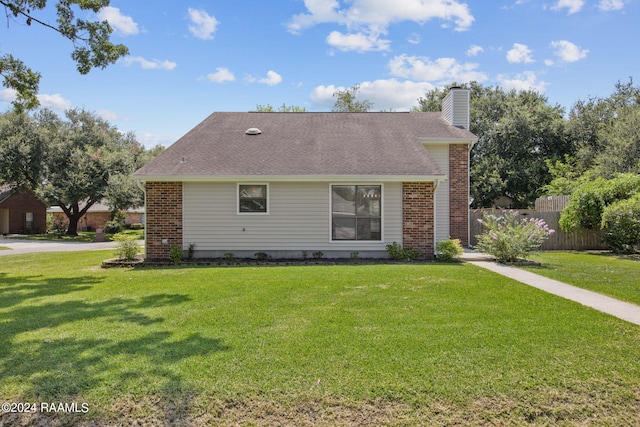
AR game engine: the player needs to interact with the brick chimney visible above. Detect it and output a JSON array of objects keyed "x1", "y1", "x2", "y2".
[{"x1": 441, "y1": 87, "x2": 470, "y2": 130}]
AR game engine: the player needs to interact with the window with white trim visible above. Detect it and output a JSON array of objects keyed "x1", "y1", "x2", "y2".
[
  {"x1": 331, "y1": 185, "x2": 381, "y2": 240},
  {"x1": 238, "y1": 184, "x2": 268, "y2": 214}
]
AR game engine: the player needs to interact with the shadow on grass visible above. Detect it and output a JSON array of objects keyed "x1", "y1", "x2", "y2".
[
  {"x1": 0, "y1": 273, "x2": 229, "y2": 424},
  {"x1": 0, "y1": 273, "x2": 100, "y2": 309}
]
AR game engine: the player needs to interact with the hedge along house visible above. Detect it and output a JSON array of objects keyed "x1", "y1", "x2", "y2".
[{"x1": 133, "y1": 88, "x2": 477, "y2": 260}]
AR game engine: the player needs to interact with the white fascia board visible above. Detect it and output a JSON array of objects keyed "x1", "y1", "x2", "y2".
[
  {"x1": 419, "y1": 137, "x2": 478, "y2": 146},
  {"x1": 134, "y1": 174, "x2": 447, "y2": 183}
]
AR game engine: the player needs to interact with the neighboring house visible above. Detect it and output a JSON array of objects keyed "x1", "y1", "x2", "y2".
[
  {"x1": 48, "y1": 202, "x2": 145, "y2": 231},
  {"x1": 0, "y1": 184, "x2": 47, "y2": 234},
  {"x1": 134, "y1": 87, "x2": 477, "y2": 260}
]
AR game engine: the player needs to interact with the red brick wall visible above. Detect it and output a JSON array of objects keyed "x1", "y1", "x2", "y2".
[
  {"x1": 0, "y1": 190, "x2": 47, "y2": 234},
  {"x1": 402, "y1": 182, "x2": 435, "y2": 259},
  {"x1": 145, "y1": 182, "x2": 183, "y2": 260},
  {"x1": 53, "y1": 211, "x2": 141, "y2": 230},
  {"x1": 449, "y1": 144, "x2": 469, "y2": 247}
]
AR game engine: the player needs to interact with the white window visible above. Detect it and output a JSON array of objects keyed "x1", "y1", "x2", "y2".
[
  {"x1": 25, "y1": 212, "x2": 34, "y2": 231},
  {"x1": 238, "y1": 184, "x2": 268, "y2": 214},
  {"x1": 331, "y1": 185, "x2": 381, "y2": 241}
]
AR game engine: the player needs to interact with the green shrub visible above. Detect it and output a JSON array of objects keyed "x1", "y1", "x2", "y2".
[
  {"x1": 187, "y1": 243, "x2": 196, "y2": 260},
  {"x1": 476, "y1": 212, "x2": 554, "y2": 263},
  {"x1": 436, "y1": 238, "x2": 463, "y2": 262},
  {"x1": 601, "y1": 194, "x2": 640, "y2": 254},
  {"x1": 255, "y1": 252, "x2": 271, "y2": 261},
  {"x1": 112, "y1": 233, "x2": 140, "y2": 261},
  {"x1": 224, "y1": 252, "x2": 234, "y2": 260},
  {"x1": 560, "y1": 174, "x2": 640, "y2": 232},
  {"x1": 104, "y1": 220, "x2": 123, "y2": 234},
  {"x1": 312, "y1": 251, "x2": 324, "y2": 260},
  {"x1": 385, "y1": 242, "x2": 420, "y2": 261},
  {"x1": 129, "y1": 223, "x2": 144, "y2": 230},
  {"x1": 169, "y1": 245, "x2": 183, "y2": 263}
]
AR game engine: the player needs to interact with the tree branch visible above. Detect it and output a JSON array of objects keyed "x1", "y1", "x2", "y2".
[{"x1": 0, "y1": 0, "x2": 89, "y2": 41}]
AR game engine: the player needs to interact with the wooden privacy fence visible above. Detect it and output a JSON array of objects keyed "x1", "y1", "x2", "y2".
[{"x1": 470, "y1": 210, "x2": 608, "y2": 251}]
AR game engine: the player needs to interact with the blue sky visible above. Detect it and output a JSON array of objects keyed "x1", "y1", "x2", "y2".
[{"x1": 1, "y1": 0, "x2": 638, "y2": 147}]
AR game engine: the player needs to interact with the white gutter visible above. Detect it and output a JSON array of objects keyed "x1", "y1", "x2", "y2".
[{"x1": 131, "y1": 174, "x2": 448, "y2": 183}]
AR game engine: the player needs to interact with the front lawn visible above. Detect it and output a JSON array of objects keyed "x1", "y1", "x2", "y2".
[
  {"x1": 1, "y1": 229, "x2": 144, "y2": 243},
  {"x1": 1, "y1": 251, "x2": 639, "y2": 426},
  {"x1": 524, "y1": 251, "x2": 640, "y2": 306}
]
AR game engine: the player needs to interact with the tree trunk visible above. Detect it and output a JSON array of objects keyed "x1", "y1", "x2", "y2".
[
  {"x1": 66, "y1": 214, "x2": 80, "y2": 236},
  {"x1": 61, "y1": 202, "x2": 83, "y2": 236}
]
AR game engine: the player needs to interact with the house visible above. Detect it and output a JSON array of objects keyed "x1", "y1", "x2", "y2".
[
  {"x1": 48, "y1": 201, "x2": 145, "y2": 231},
  {"x1": 133, "y1": 88, "x2": 477, "y2": 260},
  {"x1": 0, "y1": 184, "x2": 47, "y2": 235}
]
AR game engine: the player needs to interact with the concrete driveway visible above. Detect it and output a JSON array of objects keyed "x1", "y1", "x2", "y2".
[{"x1": 0, "y1": 239, "x2": 118, "y2": 256}]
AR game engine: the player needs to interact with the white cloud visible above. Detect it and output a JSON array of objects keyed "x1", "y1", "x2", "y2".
[
  {"x1": 96, "y1": 109, "x2": 128, "y2": 122},
  {"x1": 136, "y1": 132, "x2": 175, "y2": 148},
  {"x1": 38, "y1": 93, "x2": 73, "y2": 111},
  {"x1": 311, "y1": 79, "x2": 436, "y2": 111},
  {"x1": 97, "y1": 6, "x2": 139, "y2": 36},
  {"x1": 408, "y1": 33, "x2": 421, "y2": 45},
  {"x1": 506, "y1": 43, "x2": 534, "y2": 63},
  {"x1": 247, "y1": 70, "x2": 283, "y2": 86},
  {"x1": 187, "y1": 8, "x2": 219, "y2": 40},
  {"x1": 122, "y1": 56, "x2": 177, "y2": 70},
  {"x1": 467, "y1": 45, "x2": 484, "y2": 56},
  {"x1": 288, "y1": 0, "x2": 475, "y2": 51},
  {"x1": 498, "y1": 71, "x2": 548, "y2": 93},
  {"x1": 326, "y1": 30, "x2": 391, "y2": 52},
  {"x1": 0, "y1": 89, "x2": 72, "y2": 111},
  {"x1": 0, "y1": 88, "x2": 17, "y2": 103},
  {"x1": 598, "y1": 0, "x2": 626, "y2": 11},
  {"x1": 388, "y1": 54, "x2": 487, "y2": 83},
  {"x1": 550, "y1": 40, "x2": 589, "y2": 63},
  {"x1": 551, "y1": 0, "x2": 585, "y2": 14},
  {"x1": 207, "y1": 67, "x2": 236, "y2": 83}
]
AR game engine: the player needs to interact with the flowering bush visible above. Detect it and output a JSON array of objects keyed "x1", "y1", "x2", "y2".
[{"x1": 475, "y1": 212, "x2": 555, "y2": 263}]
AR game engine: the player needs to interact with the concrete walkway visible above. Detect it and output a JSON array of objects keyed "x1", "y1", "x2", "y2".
[
  {"x1": 0, "y1": 239, "x2": 117, "y2": 256},
  {"x1": 462, "y1": 251, "x2": 640, "y2": 326}
]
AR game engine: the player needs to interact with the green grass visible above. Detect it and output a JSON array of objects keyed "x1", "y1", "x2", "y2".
[
  {"x1": 524, "y1": 251, "x2": 640, "y2": 306},
  {"x1": 1, "y1": 251, "x2": 639, "y2": 425},
  {"x1": 1, "y1": 229, "x2": 144, "y2": 243}
]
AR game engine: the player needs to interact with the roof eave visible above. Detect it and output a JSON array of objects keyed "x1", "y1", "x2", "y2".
[
  {"x1": 419, "y1": 137, "x2": 478, "y2": 146},
  {"x1": 133, "y1": 174, "x2": 447, "y2": 183}
]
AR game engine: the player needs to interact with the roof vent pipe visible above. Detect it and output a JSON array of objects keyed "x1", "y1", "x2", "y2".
[{"x1": 245, "y1": 128, "x2": 262, "y2": 135}]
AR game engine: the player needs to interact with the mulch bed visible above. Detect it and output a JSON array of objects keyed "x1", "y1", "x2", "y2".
[{"x1": 101, "y1": 256, "x2": 456, "y2": 268}]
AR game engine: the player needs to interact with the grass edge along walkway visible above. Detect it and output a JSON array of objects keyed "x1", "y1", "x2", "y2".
[{"x1": 464, "y1": 256, "x2": 640, "y2": 326}]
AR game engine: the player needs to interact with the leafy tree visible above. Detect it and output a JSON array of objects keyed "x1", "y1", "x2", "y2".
[
  {"x1": 541, "y1": 155, "x2": 591, "y2": 196},
  {"x1": 0, "y1": 0, "x2": 129, "y2": 111},
  {"x1": 253, "y1": 103, "x2": 307, "y2": 112},
  {"x1": 0, "y1": 109, "x2": 48, "y2": 189},
  {"x1": 567, "y1": 78, "x2": 640, "y2": 174},
  {"x1": 103, "y1": 143, "x2": 164, "y2": 213},
  {"x1": 332, "y1": 84, "x2": 373, "y2": 112},
  {"x1": 592, "y1": 105, "x2": 640, "y2": 178},
  {"x1": 0, "y1": 108, "x2": 159, "y2": 235},
  {"x1": 418, "y1": 82, "x2": 571, "y2": 208}
]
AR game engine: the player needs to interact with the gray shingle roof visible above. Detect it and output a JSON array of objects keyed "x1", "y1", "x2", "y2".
[
  {"x1": 0, "y1": 184, "x2": 12, "y2": 203},
  {"x1": 134, "y1": 112, "x2": 476, "y2": 180}
]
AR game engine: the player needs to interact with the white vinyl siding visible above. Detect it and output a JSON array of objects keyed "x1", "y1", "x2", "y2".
[
  {"x1": 422, "y1": 144, "x2": 450, "y2": 245},
  {"x1": 441, "y1": 89, "x2": 470, "y2": 130},
  {"x1": 183, "y1": 181, "x2": 402, "y2": 252}
]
